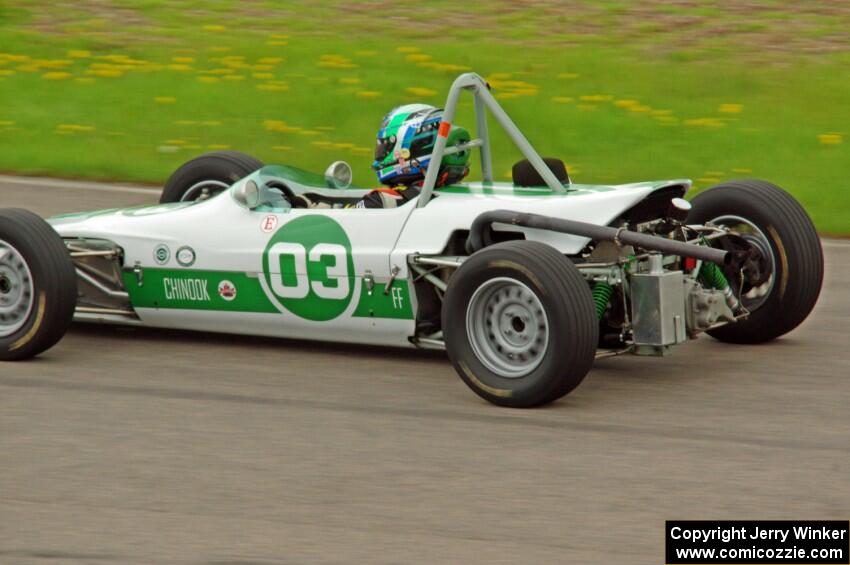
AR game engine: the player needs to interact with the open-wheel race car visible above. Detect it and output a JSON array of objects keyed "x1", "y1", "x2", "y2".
[{"x1": 0, "y1": 73, "x2": 823, "y2": 407}]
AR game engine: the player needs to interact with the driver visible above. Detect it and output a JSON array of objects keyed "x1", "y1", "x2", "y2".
[{"x1": 357, "y1": 103, "x2": 471, "y2": 208}]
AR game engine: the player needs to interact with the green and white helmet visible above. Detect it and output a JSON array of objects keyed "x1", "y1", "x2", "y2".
[{"x1": 372, "y1": 103, "x2": 471, "y2": 186}]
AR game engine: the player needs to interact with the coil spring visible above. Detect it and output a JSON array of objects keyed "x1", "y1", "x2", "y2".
[
  {"x1": 592, "y1": 282, "x2": 614, "y2": 321},
  {"x1": 699, "y1": 261, "x2": 729, "y2": 290}
]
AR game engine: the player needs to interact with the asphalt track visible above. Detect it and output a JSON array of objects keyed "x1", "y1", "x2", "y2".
[{"x1": 1, "y1": 175, "x2": 848, "y2": 564}]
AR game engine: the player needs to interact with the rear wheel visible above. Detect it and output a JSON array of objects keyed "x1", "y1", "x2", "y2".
[
  {"x1": 442, "y1": 241, "x2": 598, "y2": 407},
  {"x1": 688, "y1": 179, "x2": 823, "y2": 343},
  {"x1": 0, "y1": 209, "x2": 77, "y2": 361},
  {"x1": 160, "y1": 151, "x2": 264, "y2": 203}
]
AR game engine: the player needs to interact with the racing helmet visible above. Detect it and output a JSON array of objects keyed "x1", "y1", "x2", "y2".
[{"x1": 372, "y1": 103, "x2": 471, "y2": 187}]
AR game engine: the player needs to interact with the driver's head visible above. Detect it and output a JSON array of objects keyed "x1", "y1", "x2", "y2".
[{"x1": 372, "y1": 103, "x2": 470, "y2": 187}]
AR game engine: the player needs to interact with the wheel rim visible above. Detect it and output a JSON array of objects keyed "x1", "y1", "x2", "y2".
[
  {"x1": 465, "y1": 277, "x2": 549, "y2": 378},
  {"x1": 0, "y1": 239, "x2": 35, "y2": 338},
  {"x1": 180, "y1": 179, "x2": 230, "y2": 202},
  {"x1": 711, "y1": 214, "x2": 776, "y2": 311}
]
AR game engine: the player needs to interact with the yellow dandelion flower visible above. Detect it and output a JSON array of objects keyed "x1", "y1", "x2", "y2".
[
  {"x1": 272, "y1": 145, "x2": 293, "y2": 151},
  {"x1": 719, "y1": 103, "x2": 743, "y2": 114},
  {"x1": 579, "y1": 95, "x2": 613, "y2": 102},
  {"x1": 488, "y1": 72, "x2": 513, "y2": 80},
  {"x1": 650, "y1": 109, "x2": 673, "y2": 117},
  {"x1": 614, "y1": 99, "x2": 639, "y2": 108},
  {"x1": 356, "y1": 90, "x2": 382, "y2": 98},
  {"x1": 332, "y1": 142, "x2": 354, "y2": 149},
  {"x1": 731, "y1": 168, "x2": 752, "y2": 174},
  {"x1": 551, "y1": 96, "x2": 574, "y2": 104},
  {"x1": 406, "y1": 87, "x2": 436, "y2": 97},
  {"x1": 557, "y1": 72, "x2": 579, "y2": 79},
  {"x1": 256, "y1": 83, "x2": 288, "y2": 91},
  {"x1": 298, "y1": 130, "x2": 321, "y2": 136},
  {"x1": 202, "y1": 25, "x2": 226, "y2": 32},
  {"x1": 697, "y1": 178, "x2": 721, "y2": 185},
  {"x1": 310, "y1": 140, "x2": 333, "y2": 147},
  {"x1": 684, "y1": 117, "x2": 725, "y2": 128},
  {"x1": 67, "y1": 50, "x2": 91, "y2": 58},
  {"x1": 628, "y1": 105, "x2": 652, "y2": 113},
  {"x1": 266, "y1": 41, "x2": 288, "y2": 46},
  {"x1": 818, "y1": 133, "x2": 842, "y2": 145},
  {"x1": 172, "y1": 56, "x2": 195, "y2": 64},
  {"x1": 0, "y1": 120, "x2": 15, "y2": 126},
  {"x1": 164, "y1": 139, "x2": 187, "y2": 145},
  {"x1": 224, "y1": 75, "x2": 245, "y2": 81},
  {"x1": 316, "y1": 126, "x2": 336, "y2": 131},
  {"x1": 0, "y1": 70, "x2": 15, "y2": 77},
  {"x1": 253, "y1": 72, "x2": 274, "y2": 79},
  {"x1": 258, "y1": 57, "x2": 283, "y2": 65},
  {"x1": 339, "y1": 77, "x2": 360, "y2": 85},
  {"x1": 85, "y1": 69, "x2": 123, "y2": 78},
  {"x1": 405, "y1": 54, "x2": 431, "y2": 63},
  {"x1": 42, "y1": 71, "x2": 72, "y2": 80},
  {"x1": 154, "y1": 96, "x2": 177, "y2": 104},
  {"x1": 208, "y1": 47, "x2": 231, "y2": 53}
]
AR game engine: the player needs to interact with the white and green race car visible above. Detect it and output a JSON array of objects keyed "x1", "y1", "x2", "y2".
[{"x1": 0, "y1": 73, "x2": 823, "y2": 407}]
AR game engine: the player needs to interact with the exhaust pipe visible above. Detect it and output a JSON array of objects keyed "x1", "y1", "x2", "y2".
[{"x1": 467, "y1": 210, "x2": 730, "y2": 265}]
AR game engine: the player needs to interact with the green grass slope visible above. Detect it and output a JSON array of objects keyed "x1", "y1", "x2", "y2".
[{"x1": 0, "y1": 1, "x2": 847, "y2": 232}]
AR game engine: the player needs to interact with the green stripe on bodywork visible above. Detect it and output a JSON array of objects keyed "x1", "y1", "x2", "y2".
[
  {"x1": 122, "y1": 268, "x2": 414, "y2": 320},
  {"x1": 122, "y1": 269, "x2": 277, "y2": 312},
  {"x1": 351, "y1": 282, "x2": 414, "y2": 319}
]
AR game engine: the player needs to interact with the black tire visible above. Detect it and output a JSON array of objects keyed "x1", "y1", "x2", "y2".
[
  {"x1": 442, "y1": 241, "x2": 598, "y2": 408},
  {"x1": 0, "y1": 209, "x2": 77, "y2": 361},
  {"x1": 688, "y1": 179, "x2": 823, "y2": 343},
  {"x1": 160, "y1": 151, "x2": 264, "y2": 203}
]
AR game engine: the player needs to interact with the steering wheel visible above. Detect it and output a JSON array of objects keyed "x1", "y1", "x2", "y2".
[{"x1": 264, "y1": 180, "x2": 308, "y2": 208}]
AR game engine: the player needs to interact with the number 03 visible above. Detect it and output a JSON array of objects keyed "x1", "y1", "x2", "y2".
[{"x1": 268, "y1": 242, "x2": 349, "y2": 300}]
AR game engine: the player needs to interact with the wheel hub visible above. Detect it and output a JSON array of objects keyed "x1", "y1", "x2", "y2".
[
  {"x1": 466, "y1": 277, "x2": 549, "y2": 378},
  {"x1": 0, "y1": 239, "x2": 35, "y2": 337}
]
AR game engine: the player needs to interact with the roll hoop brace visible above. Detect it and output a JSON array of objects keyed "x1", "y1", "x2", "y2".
[{"x1": 466, "y1": 210, "x2": 731, "y2": 266}]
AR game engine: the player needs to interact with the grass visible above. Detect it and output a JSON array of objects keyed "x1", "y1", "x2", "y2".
[{"x1": 0, "y1": 1, "x2": 848, "y2": 233}]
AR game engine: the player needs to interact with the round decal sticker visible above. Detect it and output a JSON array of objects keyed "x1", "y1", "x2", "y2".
[
  {"x1": 154, "y1": 244, "x2": 170, "y2": 265},
  {"x1": 261, "y1": 215, "x2": 354, "y2": 321},
  {"x1": 176, "y1": 246, "x2": 196, "y2": 267},
  {"x1": 218, "y1": 280, "x2": 237, "y2": 301},
  {"x1": 261, "y1": 215, "x2": 278, "y2": 233}
]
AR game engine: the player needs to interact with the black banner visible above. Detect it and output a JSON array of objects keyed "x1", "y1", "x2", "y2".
[{"x1": 666, "y1": 521, "x2": 849, "y2": 564}]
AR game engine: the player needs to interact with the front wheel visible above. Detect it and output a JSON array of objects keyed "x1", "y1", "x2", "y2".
[
  {"x1": 442, "y1": 241, "x2": 598, "y2": 408},
  {"x1": 0, "y1": 209, "x2": 77, "y2": 360},
  {"x1": 688, "y1": 179, "x2": 823, "y2": 344},
  {"x1": 160, "y1": 150, "x2": 264, "y2": 203}
]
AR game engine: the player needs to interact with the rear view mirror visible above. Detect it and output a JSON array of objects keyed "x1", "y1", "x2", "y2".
[
  {"x1": 325, "y1": 161, "x2": 353, "y2": 189},
  {"x1": 233, "y1": 180, "x2": 261, "y2": 209}
]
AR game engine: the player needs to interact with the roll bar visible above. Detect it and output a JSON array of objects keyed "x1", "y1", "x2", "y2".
[{"x1": 417, "y1": 72, "x2": 569, "y2": 208}]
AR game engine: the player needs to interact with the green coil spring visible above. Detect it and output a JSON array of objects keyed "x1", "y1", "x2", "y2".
[
  {"x1": 698, "y1": 261, "x2": 729, "y2": 290},
  {"x1": 592, "y1": 282, "x2": 614, "y2": 321}
]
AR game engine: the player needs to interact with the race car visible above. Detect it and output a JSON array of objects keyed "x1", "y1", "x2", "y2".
[{"x1": 0, "y1": 72, "x2": 823, "y2": 407}]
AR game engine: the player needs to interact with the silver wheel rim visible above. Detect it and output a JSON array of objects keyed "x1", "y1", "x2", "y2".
[
  {"x1": 180, "y1": 179, "x2": 230, "y2": 202},
  {"x1": 465, "y1": 277, "x2": 549, "y2": 378},
  {"x1": 0, "y1": 239, "x2": 35, "y2": 338},
  {"x1": 711, "y1": 214, "x2": 776, "y2": 311}
]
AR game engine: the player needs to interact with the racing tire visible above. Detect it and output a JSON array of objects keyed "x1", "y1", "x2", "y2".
[
  {"x1": 160, "y1": 151, "x2": 264, "y2": 203},
  {"x1": 688, "y1": 179, "x2": 823, "y2": 344},
  {"x1": 0, "y1": 208, "x2": 77, "y2": 361},
  {"x1": 442, "y1": 241, "x2": 598, "y2": 408}
]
